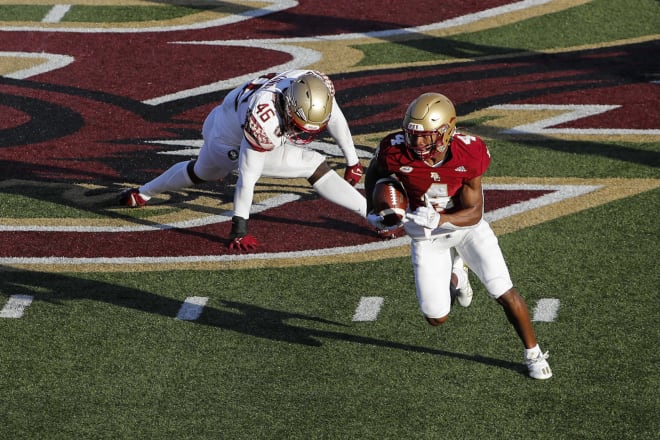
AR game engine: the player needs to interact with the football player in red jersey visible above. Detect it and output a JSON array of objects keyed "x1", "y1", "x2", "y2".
[
  {"x1": 119, "y1": 70, "x2": 366, "y2": 250},
  {"x1": 364, "y1": 93, "x2": 552, "y2": 379}
]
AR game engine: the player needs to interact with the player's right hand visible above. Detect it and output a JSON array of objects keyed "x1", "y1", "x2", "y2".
[
  {"x1": 344, "y1": 163, "x2": 364, "y2": 186},
  {"x1": 406, "y1": 205, "x2": 440, "y2": 229}
]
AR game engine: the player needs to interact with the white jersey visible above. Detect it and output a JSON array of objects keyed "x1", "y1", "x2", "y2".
[
  {"x1": 137, "y1": 69, "x2": 367, "y2": 227},
  {"x1": 240, "y1": 70, "x2": 333, "y2": 151},
  {"x1": 195, "y1": 69, "x2": 361, "y2": 219}
]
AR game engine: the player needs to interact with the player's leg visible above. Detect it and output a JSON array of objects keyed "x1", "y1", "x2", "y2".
[
  {"x1": 262, "y1": 146, "x2": 367, "y2": 217},
  {"x1": 495, "y1": 288, "x2": 537, "y2": 348},
  {"x1": 450, "y1": 248, "x2": 473, "y2": 307},
  {"x1": 121, "y1": 147, "x2": 233, "y2": 207},
  {"x1": 457, "y1": 221, "x2": 535, "y2": 345},
  {"x1": 457, "y1": 220, "x2": 552, "y2": 378},
  {"x1": 118, "y1": 159, "x2": 196, "y2": 207},
  {"x1": 411, "y1": 238, "x2": 454, "y2": 325},
  {"x1": 120, "y1": 104, "x2": 238, "y2": 207},
  {"x1": 138, "y1": 160, "x2": 200, "y2": 197},
  {"x1": 309, "y1": 162, "x2": 366, "y2": 217}
]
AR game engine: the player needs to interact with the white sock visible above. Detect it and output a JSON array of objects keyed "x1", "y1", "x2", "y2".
[
  {"x1": 525, "y1": 344, "x2": 541, "y2": 358},
  {"x1": 140, "y1": 161, "x2": 194, "y2": 197},
  {"x1": 453, "y1": 264, "x2": 467, "y2": 288},
  {"x1": 451, "y1": 249, "x2": 464, "y2": 269},
  {"x1": 312, "y1": 171, "x2": 367, "y2": 217}
]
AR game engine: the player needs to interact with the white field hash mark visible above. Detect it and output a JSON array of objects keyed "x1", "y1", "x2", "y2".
[
  {"x1": 175, "y1": 296, "x2": 209, "y2": 321},
  {"x1": 353, "y1": 296, "x2": 384, "y2": 322},
  {"x1": 42, "y1": 5, "x2": 72, "y2": 23},
  {"x1": 0, "y1": 295, "x2": 34, "y2": 318},
  {"x1": 533, "y1": 298, "x2": 560, "y2": 322}
]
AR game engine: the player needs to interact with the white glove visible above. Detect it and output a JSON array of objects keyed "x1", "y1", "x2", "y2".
[
  {"x1": 367, "y1": 212, "x2": 402, "y2": 231},
  {"x1": 406, "y1": 205, "x2": 440, "y2": 229}
]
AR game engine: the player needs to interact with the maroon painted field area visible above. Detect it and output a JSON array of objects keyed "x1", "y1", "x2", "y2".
[{"x1": 0, "y1": 1, "x2": 656, "y2": 262}]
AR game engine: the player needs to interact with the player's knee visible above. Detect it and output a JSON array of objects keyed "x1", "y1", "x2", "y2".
[
  {"x1": 495, "y1": 287, "x2": 521, "y2": 307},
  {"x1": 308, "y1": 161, "x2": 332, "y2": 185},
  {"x1": 186, "y1": 160, "x2": 206, "y2": 184},
  {"x1": 425, "y1": 315, "x2": 449, "y2": 326}
]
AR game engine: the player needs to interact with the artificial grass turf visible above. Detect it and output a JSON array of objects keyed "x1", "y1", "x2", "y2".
[
  {"x1": 354, "y1": 0, "x2": 659, "y2": 65},
  {"x1": 1, "y1": 188, "x2": 658, "y2": 439}
]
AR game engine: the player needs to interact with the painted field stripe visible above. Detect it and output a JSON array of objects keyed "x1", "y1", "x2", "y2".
[
  {"x1": 532, "y1": 298, "x2": 560, "y2": 322},
  {"x1": 353, "y1": 296, "x2": 384, "y2": 322},
  {"x1": 5, "y1": 0, "x2": 550, "y2": 35},
  {"x1": 175, "y1": 296, "x2": 209, "y2": 321},
  {"x1": 0, "y1": 52, "x2": 75, "y2": 79},
  {"x1": 0, "y1": 193, "x2": 300, "y2": 232},
  {"x1": 0, "y1": 295, "x2": 34, "y2": 319},
  {"x1": 42, "y1": 5, "x2": 72, "y2": 23},
  {"x1": 490, "y1": 104, "x2": 660, "y2": 136}
]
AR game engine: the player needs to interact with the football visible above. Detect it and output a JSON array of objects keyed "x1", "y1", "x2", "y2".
[{"x1": 372, "y1": 177, "x2": 408, "y2": 226}]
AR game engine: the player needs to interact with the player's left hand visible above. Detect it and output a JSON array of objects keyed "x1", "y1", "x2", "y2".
[
  {"x1": 367, "y1": 212, "x2": 393, "y2": 230},
  {"x1": 406, "y1": 206, "x2": 440, "y2": 229},
  {"x1": 367, "y1": 212, "x2": 406, "y2": 239},
  {"x1": 228, "y1": 234, "x2": 259, "y2": 251},
  {"x1": 344, "y1": 163, "x2": 364, "y2": 186}
]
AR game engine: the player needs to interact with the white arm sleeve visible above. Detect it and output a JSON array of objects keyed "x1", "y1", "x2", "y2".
[
  {"x1": 326, "y1": 97, "x2": 359, "y2": 166},
  {"x1": 233, "y1": 140, "x2": 267, "y2": 219}
]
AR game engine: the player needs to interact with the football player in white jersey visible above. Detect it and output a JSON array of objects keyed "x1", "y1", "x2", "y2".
[
  {"x1": 364, "y1": 93, "x2": 552, "y2": 379},
  {"x1": 119, "y1": 70, "x2": 367, "y2": 250}
]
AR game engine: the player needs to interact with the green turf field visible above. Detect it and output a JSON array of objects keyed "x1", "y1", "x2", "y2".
[
  {"x1": 1, "y1": 190, "x2": 658, "y2": 439},
  {"x1": 1, "y1": 1, "x2": 658, "y2": 439}
]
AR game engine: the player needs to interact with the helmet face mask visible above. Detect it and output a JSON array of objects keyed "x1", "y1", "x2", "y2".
[
  {"x1": 284, "y1": 73, "x2": 333, "y2": 145},
  {"x1": 402, "y1": 93, "x2": 457, "y2": 160},
  {"x1": 285, "y1": 120, "x2": 316, "y2": 145},
  {"x1": 404, "y1": 127, "x2": 451, "y2": 159}
]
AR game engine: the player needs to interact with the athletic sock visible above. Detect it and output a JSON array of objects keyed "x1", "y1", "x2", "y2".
[
  {"x1": 525, "y1": 344, "x2": 541, "y2": 358},
  {"x1": 312, "y1": 171, "x2": 367, "y2": 217},
  {"x1": 140, "y1": 161, "x2": 194, "y2": 197}
]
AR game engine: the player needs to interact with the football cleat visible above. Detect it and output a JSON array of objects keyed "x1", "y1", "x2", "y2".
[
  {"x1": 526, "y1": 351, "x2": 553, "y2": 380},
  {"x1": 118, "y1": 188, "x2": 148, "y2": 207},
  {"x1": 454, "y1": 263, "x2": 473, "y2": 307}
]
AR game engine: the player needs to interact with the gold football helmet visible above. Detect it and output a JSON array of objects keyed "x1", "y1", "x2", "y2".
[
  {"x1": 284, "y1": 73, "x2": 333, "y2": 144},
  {"x1": 402, "y1": 92, "x2": 457, "y2": 160}
]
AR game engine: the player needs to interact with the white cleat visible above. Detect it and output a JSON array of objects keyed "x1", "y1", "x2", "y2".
[{"x1": 526, "y1": 351, "x2": 553, "y2": 380}]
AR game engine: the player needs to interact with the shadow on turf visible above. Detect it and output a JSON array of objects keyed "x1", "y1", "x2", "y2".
[{"x1": 0, "y1": 267, "x2": 524, "y2": 376}]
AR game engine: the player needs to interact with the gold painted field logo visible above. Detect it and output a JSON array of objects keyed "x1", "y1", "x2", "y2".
[{"x1": 1, "y1": 175, "x2": 658, "y2": 272}]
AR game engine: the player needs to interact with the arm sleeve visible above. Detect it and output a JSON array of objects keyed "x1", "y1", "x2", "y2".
[
  {"x1": 233, "y1": 139, "x2": 267, "y2": 219},
  {"x1": 326, "y1": 97, "x2": 359, "y2": 166}
]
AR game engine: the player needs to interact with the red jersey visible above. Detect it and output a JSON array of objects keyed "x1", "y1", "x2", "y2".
[{"x1": 375, "y1": 131, "x2": 490, "y2": 212}]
